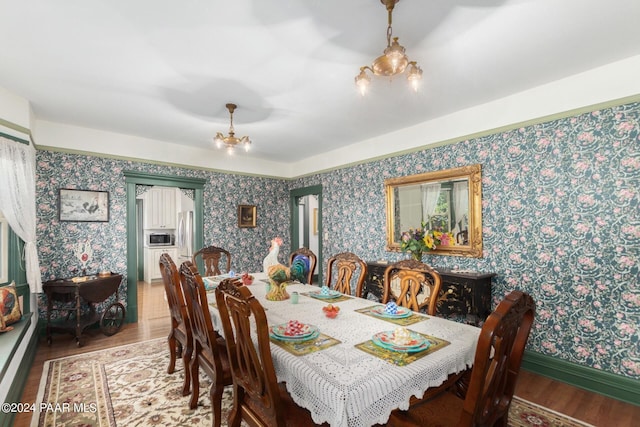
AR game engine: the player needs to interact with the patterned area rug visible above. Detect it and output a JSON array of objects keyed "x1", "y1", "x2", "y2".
[{"x1": 32, "y1": 338, "x2": 594, "y2": 427}]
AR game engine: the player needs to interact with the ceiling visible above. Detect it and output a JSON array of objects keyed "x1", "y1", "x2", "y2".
[{"x1": 1, "y1": 0, "x2": 640, "y2": 166}]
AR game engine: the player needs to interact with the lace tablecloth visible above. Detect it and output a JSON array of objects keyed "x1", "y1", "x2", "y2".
[{"x1": 207, "y1": 273, "x2": 480, "y2": 427}]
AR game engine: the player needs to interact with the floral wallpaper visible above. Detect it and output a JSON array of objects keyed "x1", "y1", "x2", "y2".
[
  {"x1": 35, "y1": 101, "x2": 638, "y2": 381},
  {"x1": 292, "y1": 102, "x2": 639, "y2": 380},
  {"x1": 35, "y1": 157, "x2": 291, "y2": 320}
]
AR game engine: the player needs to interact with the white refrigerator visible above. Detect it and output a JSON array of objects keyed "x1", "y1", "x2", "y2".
[{"x1": 177, "y1": 210, "x2": 194, "y2": 259}]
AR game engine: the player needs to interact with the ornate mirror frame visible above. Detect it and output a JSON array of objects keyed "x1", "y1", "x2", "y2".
[{"x1": 385, "y1": 164, "x2": 483, "y2": 258}]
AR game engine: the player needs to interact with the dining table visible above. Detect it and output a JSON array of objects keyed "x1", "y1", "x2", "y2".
[{"x1": 205, "y1": 272, "x2": 481, "y2": 427}]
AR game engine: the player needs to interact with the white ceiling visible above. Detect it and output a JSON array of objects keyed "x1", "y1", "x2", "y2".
[{"x1": 2, "y1": 0, "x2": 640, "y2": 170}]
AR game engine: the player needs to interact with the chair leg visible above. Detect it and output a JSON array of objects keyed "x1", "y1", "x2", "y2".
[
  {"x1": 189, "y1": 358, "x2": 200, "y2": 409},
  {"x1": 495, "y1": 414, "x2": 509, "y2": 427},
  {"x1": 210, "y1": 382, "x2": 224, "y2": 427},
  {"x1": 167, "y1": 333, "x2": 177, "y2": 374},
  {"x1": 181, "y1": 345, "x2": 193, "y2": 396},
  {"x1": 228, "y1": 386, "x2": 243, "y2": 427}
]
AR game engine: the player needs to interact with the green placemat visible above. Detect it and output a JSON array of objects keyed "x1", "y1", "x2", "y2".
[
  {"x1": 355, "y1": 305, "x2": 428, "y2": 326},
  {"x1": 301, "y1": 292, "x2": 352, "y2": 303},
  {"x1": 270, "y1": 333, "x2": 341, "y2": 356},
  {"x1": 355, "y1": 333, "x2": 449, "y2": 366}
]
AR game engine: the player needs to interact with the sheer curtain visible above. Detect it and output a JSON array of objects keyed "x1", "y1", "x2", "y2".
[
  {"x1": 421, "y1": 183, "x2": 441, "y2": 226},
  {"x1": 453, "y1": 181, "x2": 469, "y2": 232},
  {"x1": 0, "y1": 136, "x2": 42, "y2": 293}
]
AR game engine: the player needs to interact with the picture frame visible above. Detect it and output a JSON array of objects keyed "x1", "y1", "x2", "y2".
[
  {"x1": 313, "y1": 208, "x2": 318, "y2": 235},
  {"x1": 238, "y1": 205, "x2": 257, "y2": 228},
  {"x1": 59, "y1": 189, "x2": 110, "y2": 222}
]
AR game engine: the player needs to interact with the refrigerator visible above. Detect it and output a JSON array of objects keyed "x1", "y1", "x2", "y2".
[{"x1": 177, "y1": 210, "x2": 194, "y2": 259}]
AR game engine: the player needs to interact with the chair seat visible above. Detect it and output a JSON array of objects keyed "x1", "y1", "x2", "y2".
[
  {"x1": 387, "y1": 391, "x2": 464, "y2": 426},
  {"x1": 200, "y1": 344, "x2": 232, "y2": 381}
]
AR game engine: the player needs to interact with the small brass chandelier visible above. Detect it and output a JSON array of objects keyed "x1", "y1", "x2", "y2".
[
  {"x1": 214, "y1": 103, "x2": 251, "y2": 153},
  {"x1": 355, "y1": 0, "x2": 422, "y2": 96}
]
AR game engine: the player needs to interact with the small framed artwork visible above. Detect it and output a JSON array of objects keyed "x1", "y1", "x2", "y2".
[
  {"x1": 59, "y1": 189, "x2": 110, "y2": 222},
  {"x1": 238, "y1": 205, "x2": 257, "y2": 228}
]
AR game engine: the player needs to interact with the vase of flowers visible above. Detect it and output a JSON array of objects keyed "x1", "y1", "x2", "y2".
[{"x1": 400, "y1": 222, "x2": 455, "y2": 260}]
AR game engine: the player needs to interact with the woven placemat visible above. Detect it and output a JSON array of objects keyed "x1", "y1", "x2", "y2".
[
  {"x1": 355, "y1": 333, "x2": 449, "y2": 366},
  {"x1": 355, "y1": 305, "x2": 428, "y2": 326},
  {"x1": 301, "y1": 292, "x2": 352, "y2": 303},
  {"x1": 270, "y1": 333, "x2": 341, "y2": 356}
]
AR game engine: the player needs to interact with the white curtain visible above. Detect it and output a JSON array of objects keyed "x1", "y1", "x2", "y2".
[
  {"x1": 453, "y1": 181, "x2": 469, "y2": 232},
  {"x1": 0, "y1": 136, "x2": 42, "y2": 293},
  {"x1": 421, "y1": 183, "x2": 441, "y2": 226}
]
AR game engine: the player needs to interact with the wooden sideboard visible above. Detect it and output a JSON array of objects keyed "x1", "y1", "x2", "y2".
[{"x1": 363, "y1": 262, "x2": 495, "y2": 324}]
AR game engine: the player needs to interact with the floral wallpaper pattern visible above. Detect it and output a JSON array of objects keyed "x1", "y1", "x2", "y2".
[
  {"x1": 36, "y1": 101, "x2": 639, "y2": 381},
  {"x1": 291, "y1": 102, "x2": 639, "y2": 380},
  {"x1": 35, "y1": 157, "x2": 290, "y2": 320}
]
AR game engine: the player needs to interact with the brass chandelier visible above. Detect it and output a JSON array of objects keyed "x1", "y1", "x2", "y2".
[
  {"x1": 214, "y1": 103, "x2": 251, "y2": 153},
  {"x1": 355, "y1": 0, "x2": 422, "y2": 96}
]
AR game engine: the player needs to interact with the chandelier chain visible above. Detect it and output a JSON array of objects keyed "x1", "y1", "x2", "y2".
[{"x1": 386, "y1": 7, "x2": 394, "y2": 46}]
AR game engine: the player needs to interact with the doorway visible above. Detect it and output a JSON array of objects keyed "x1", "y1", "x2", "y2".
[
  {"x1": 124, "y1": 171, "x2": 206, "y2": 323},
  {"x1": 290, "y1": 185, "x2": 322, "y2": 285}
]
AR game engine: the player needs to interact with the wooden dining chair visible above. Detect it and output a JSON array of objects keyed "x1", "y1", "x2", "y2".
[
  {"x1": 387, "y1": 290, "x2": 536, "y2": 427},
  {"x1": 289, "y1": 247, "x2": 317, "y2": 284},
  {"x1": 215, "y1": 279, "x2": 323, "y2": 427},
  {"x1": 179, "y1": 260, "x2": 233, "y2": 427},
  {"x1": 192, "y1": 245, "x2": 232, "y2": 276},
  {"x1": 382, "y1": 259, "x2": 442, "y2": 315},
  {"x1": 325, "y1": 252, "x2": 367, "y2": 297},
  {"x1": 158, "y1": 253, "x2": 192, "y2": 396}
]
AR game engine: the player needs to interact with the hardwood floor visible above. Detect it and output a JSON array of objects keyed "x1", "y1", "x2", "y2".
[{"x1": 13, "y1": 281, "x2": 640, "y2": 427}]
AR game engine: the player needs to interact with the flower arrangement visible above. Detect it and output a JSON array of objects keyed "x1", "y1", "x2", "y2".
[{"x1": 400, "y1": 222, "x2": 454, "y2": 260}]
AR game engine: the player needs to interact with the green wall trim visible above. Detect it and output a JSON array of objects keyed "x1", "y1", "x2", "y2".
[
  {"x1": 30, "y1": 93, "x2": 640, "y2": 182},
  {"x1": 39, "y1": 145, "x2": 287, "y2": 180},
  {"x1": 288, "y1": 93, "x2": 640, "y2": 179},
  {"x1": 0, "y1": 118, "x2": 30, "y2": 138},
  {"x1": 289, "y1": 185, "x2": 323, "y2": 285},
  {"x1": 123, "y1": 171, "x2": 205, "y2": 323},
  {"x1": 0, "y1": 316, "x2": 38, "y2": 427},
  {"x1": 0, "y1": 130, "x2": 30, "y2": 145},
  {"x1": 522, "y1": 350, "x2": 640, "y2": 406},
  {"x1": 123, "y1": 170, "x2": 207, "y2": 187}
]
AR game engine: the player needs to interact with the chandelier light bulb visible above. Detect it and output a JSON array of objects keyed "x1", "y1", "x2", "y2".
[
  {"x1": 355, "y1": 68, "x2": 371, "y2": 96},
  {"x1": 407, "y1": 62, "x2": 423, "y2": 92}
]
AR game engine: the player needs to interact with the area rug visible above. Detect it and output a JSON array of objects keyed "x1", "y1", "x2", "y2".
[{"x1": 32, "y1": 338, "x2": 594, "y2": 427}]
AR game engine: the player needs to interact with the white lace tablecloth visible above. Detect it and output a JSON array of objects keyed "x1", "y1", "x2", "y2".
[{"x1": 207, "y1": 273, "x2": 480, "y2": 427}]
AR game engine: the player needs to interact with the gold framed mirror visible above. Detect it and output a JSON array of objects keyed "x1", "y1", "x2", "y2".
[{"x1": 385, "y1": 164, "x2": 483, "y2": 258}]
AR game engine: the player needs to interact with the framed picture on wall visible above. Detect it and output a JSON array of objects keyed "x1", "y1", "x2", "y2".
[
  {"x1": 238, "y1": 205, "x2": 257, "y2": 228},
  {"x1": 59, "y1": 189, "x2": 110, "y2": 222}
]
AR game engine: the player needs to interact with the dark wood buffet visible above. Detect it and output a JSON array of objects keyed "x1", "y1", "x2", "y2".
[{"x1": 363, "y1": 262, "x2": 496, "y2": 324}]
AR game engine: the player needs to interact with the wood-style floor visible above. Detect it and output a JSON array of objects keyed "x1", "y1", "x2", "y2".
[{"x1": 13, "y1": 281, "x2": 640, "y2": 427}]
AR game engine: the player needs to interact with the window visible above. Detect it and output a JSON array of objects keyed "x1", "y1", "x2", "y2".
[
  {"x1": 428, "y1": 189, "x2": 453, "y2": 232},
  {"x1": 0, "y1": 211, "x2": 8, "y2": 284}
]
